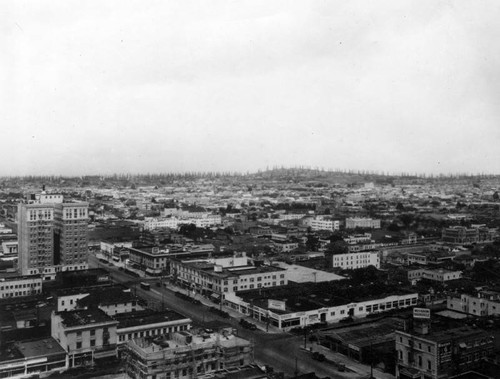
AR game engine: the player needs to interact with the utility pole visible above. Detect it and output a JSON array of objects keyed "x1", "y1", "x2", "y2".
[{"x1": 369, "y1": 341, "x2": 374, "y2": 379}]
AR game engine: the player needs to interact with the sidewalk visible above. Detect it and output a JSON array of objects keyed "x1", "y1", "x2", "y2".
[
  {"x1": 306, "y1": 343, "x2": 396, "y2": 379},
  {"x1": 161, "y1": 281, "x2": 284, "y2": 334}
]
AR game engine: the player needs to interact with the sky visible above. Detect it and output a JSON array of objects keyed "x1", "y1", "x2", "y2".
[{"x1": 2, "y1": 0, "x2": 500, "y2": 176}]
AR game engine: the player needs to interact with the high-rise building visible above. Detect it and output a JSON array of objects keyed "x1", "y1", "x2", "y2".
[{"x1": 17, "y1": 192, "x2": 89, "y2": 277}]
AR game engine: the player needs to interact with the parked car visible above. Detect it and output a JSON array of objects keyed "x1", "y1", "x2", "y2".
[
  {"x1": 312, "y1": 352, "x2": 325, "y2": 362},
  {"x1": 240, "y1": 319, "x2": 257, "y2": 330}
]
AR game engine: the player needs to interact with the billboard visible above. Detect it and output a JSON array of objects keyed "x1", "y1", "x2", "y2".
[
  {"x1": 413, "y1": 307, "x2": 431, "y2": 319},
  {"x1": 268, "y1": 299, "x2": 286, "y2": 311}
]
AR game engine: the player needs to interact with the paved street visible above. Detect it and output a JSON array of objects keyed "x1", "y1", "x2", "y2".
[{"x1": 89, "y1": 255, "x2": 394, "y2": 378}]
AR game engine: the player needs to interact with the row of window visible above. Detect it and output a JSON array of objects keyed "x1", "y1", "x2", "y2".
[
  {"x1": 1, "y1": 289, "x2": 42, "y2": 298},
  {"x1": 366, "y1": 298, "x2": 416, "y2": 313},
  {"x1": 118, "y1": 324, "x2": 189, "y2": 342},
  {"x1": 0, "y1": 282, "x2": 41, "y2": 290}
]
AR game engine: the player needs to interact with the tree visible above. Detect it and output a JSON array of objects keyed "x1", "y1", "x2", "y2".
[
  {"x1": 399, "y1": 214, "x2": 414, "y2": 229},
  {"x1": 493, "y1": 191, "x2": 499, "y2": 201},
  {"x1": 327, "y1": 240, "x2": 349, "y2": 255},
  {"x1": 471, "y1": 260, "x2": 500, "y2": 283},
  {"x1": 306, "y1": 234, "x2": 320, "y2": 252},
  {"x1": 387, "y1": 222, "x2": 400, "y2": 232}
]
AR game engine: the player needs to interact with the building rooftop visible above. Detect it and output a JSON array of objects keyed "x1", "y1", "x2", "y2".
[
  {"x1": 0, "y1": 274, "x2": 42, "y2": 281},
  {"x1": 77, "y1": 286, "x2": 136, "y2": 307},
  {"x1": 273, "y1": 262, "x2": 345, "y2": 283},
  {"x1": 16, "y1": 337, "x2": 66, "y2": 358},
  {"x1": 57, "y1": 308, "x2": 116, "y2": 328},
  {"x1": 114, "y1": 309, "x2": 190, "y2": 329},
  {"x1": 400, "y1": 326, "x2": 491, "y2": 343},
  {"x1": 322, "y1": 319, "x2": 400, "y2": 348},
  {"x1": 237, "y1": 282, "x2": 416, "y2": 313},
  {"x1": 129, "y1": 328, "x2": 250, "y2": 357},
  {"x1": 52, "y1": 283, "x2": 121, "y2": 297},
  {"x1": 0, "y1": 337, "x2": 65, "y2": 364}
]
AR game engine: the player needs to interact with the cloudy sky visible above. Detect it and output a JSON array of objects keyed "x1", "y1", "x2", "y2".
[{"x1": 2, "y1": 0, "x2": 500, "y2": 176}]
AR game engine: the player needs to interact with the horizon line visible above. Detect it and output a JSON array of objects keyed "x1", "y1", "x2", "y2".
[{"x1": 0, "y1": 166, "x2": 499, "y2": 180}]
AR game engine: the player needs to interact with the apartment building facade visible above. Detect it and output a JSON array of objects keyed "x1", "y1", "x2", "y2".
[
  {"x1": 17, "y1": 193, "x2": 89, "y2": 277},
  {"x1": 331, "y1": 251, "x2": 380, "y2": 269}
]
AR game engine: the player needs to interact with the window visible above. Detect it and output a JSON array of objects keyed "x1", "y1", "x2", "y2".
[
  {"x1": 90, "y1": 340, "x2": 95, "y2": 347},
  {"x1": 427, "y1": 360, "x2": 432, "y2": 370},
  {"x1": 76, "y1": 342, "x2": 82, "y2": 349}
]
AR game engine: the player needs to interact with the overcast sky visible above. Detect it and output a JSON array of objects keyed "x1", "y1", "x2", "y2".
[{"x1": 2, "y1": 0, "x2": 500, "y2": 176}]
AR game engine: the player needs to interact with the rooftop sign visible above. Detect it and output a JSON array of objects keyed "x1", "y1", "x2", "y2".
[
  {"x1": 268, "y1": 299, "x2": 286, "y2": 311},
  {"x1": 413, "y1": 307, "x2": 431, "y2": 319}
]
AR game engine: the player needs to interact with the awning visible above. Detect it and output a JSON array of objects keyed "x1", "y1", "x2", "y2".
[{"x1": 211, "y1": 293, "x2": 220, "y2": 299}]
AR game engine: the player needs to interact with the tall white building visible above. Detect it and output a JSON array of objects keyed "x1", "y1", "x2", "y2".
[{"x1": 18, "y1": 193, "x2": 89, "y2": 277}]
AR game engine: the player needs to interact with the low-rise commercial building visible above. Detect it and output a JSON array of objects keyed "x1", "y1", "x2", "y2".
[
  {"x1": 224, "y1": 285, "x2": 418, "y2": 331},
  {"x1": 0, "y1": 338, "x2": 67, "y2": 379},
  {"x1": 171, "y1": 252, "x2": 288, "y2": 298}
]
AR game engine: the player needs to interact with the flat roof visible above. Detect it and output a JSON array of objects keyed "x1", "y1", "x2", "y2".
[
  {"x1": 114, "y1": 309, "x2": 190, "y2": 329},
  {"x1": 400, "y1": 326, "x2": 491, "y2": 343},
  {"x1": 237, "y1": 282, "x2": 416, "y2": 313},
  {"x1": 323, "y1": 319, "x2": 400, "y2": 348},
  {"x1": 0, "y1": 274, "x2": 42, "y2": 281},
  {"x1": 17, "y1": 337, "x2": 66, "y2": 358},
  {"x1": 58, "y1": 309, "x2": 116, "y2": 327},
  {"x1": 273, "y1": 262, "x2": 345, "y2": 283},
  {"x1": 77, "y1": 286, "x2": 135, "y2": 307},
  {"x1": 52, "y1": 283, "x2": 120, "y2": 297},
  {"x1": 0, "y1": 337, "x2": 65, "y2": 363},
  {"x1": 180, "y1": 260, "x2": 286, "y2": 278}
]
